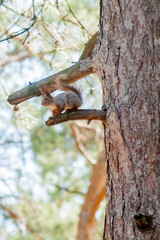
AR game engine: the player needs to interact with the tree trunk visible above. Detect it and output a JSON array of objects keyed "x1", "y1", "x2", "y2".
[{"x1": 93, "y1": 0, "x2": 160, "y2": 239}]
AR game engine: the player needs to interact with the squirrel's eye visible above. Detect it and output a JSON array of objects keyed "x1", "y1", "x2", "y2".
[{"x1": 45, "y1": 97, "x2": 48, "y2": 100}]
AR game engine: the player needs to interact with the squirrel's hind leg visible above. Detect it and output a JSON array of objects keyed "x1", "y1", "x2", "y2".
[{"x1": 66, "y1": 107, "x2": 77, "y2": 113}]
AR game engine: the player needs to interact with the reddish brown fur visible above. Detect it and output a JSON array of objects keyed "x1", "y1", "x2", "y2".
[{"x1": 40, "y1": 83, "x2": 82, "y2": 117}]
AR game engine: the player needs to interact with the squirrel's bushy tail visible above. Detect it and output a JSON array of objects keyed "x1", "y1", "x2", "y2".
[{"x1": 56, "y1": 83, "x2": 82, "y2": 102}]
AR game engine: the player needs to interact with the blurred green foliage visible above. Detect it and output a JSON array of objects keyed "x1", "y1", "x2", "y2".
[{"x1": 0, "y1": 0, "x2": 105, "y2": 240}]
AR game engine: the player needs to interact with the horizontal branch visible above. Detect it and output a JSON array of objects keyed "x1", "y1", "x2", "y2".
[
  {"x1": 45, "y1": 109, "x2": 106, "y2": 126},
  {"x1": 7, "y1": 57, "x2": 95, "y2": 105}
]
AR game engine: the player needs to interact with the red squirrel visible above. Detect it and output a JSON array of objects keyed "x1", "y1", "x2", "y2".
[{"x1": 39, "y1": 84, "x2": 82, "y2": 117}]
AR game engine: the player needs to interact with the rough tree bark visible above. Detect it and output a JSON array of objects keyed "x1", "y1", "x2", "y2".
[
  {"x1": 7, "y1": 0, "x2": 160, "y2": 239},
  {"x1": 92, "y1": 0, "x2": 160, "y2": 239}
]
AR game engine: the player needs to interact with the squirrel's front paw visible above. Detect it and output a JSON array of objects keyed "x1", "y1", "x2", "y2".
[{"x1": 52, "y1": 112, "x2": 61, "y2": 118}]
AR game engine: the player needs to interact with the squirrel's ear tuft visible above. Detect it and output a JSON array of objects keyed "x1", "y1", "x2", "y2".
[
  {"x1": 39, "y1": 87, "x2": 44, "y2": 96},
  {"x1": 43, "y1": 85, "x2": 51, "y2": 96}
]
